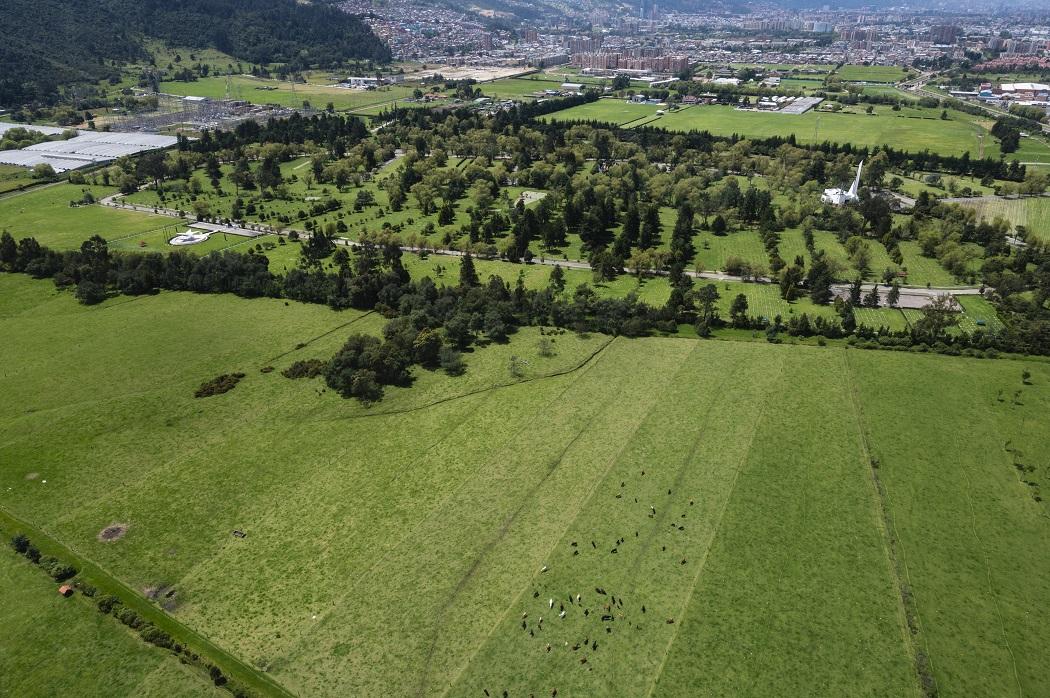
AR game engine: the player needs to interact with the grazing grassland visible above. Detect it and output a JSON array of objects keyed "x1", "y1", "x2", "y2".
[
  {"x1": 158, "y1": 76, "x2": 427, "y2": 114},
  {"x1": 0, "y1": 553, "x2": 224, "y2": 698},
  {"x1": 0, "y1": 184, "x2": 170, "y2": 249},
  {"x1": 2, "y1": 274, "x2": 1046, "y2": 696},
  {"x1": 545, "y1": 101, "x2": 1036, "y2": 159},
  {"x1": 848, "y1": 350, "x2": 1050, "y2": 696},
  {"x1": 952, "y1": 196, "x2": 1050, "y2": 242},
  {"x1": 0, "y1": 164, "x2": 35, "y2": 194}
]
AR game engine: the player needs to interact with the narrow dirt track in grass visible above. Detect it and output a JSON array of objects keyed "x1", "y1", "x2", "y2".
[{"x1": 438, "y1": 342, "x2": 703, "y2": 697}]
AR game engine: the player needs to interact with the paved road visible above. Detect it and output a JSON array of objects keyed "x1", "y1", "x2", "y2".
[{"x1": 98, "y1": 192, "x2": 986, "y2": 297}]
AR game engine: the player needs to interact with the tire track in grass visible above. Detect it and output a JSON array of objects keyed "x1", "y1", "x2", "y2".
[
  {"x1": 414, "y1": 342, "x2": 633, "y2": 697},
  {"x1": 842, "y1": 349, "x2": 934, "y2": 697},
  {"x1": 621, "y1": 356, "x2": 747, "y2": 588},
  {"x1": 643, "y1": 349, "x2": 786, "y2": 698},
  {"x1": 275, "y1": 339, "x2": 614, "y2": 681},
  {"x1": 174, "y1": 375, "x2": 499, "y2": 667},
  {"x1": 437, "y1": 341, "x2": 702, "y2": 697},
  {"x1": 262, "y1": 310, "x2": 377, "y2": 364},
  {"x1": 313, "y1": 336, "x2": 616, "y2": 422}
]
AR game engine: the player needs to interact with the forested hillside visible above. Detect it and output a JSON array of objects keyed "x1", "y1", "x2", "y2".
[{"x1": 0, "y1": 0, "x2": 390, "y2": 107}]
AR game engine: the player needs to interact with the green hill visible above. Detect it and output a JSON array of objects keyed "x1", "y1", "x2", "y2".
[{"x1": 0, "y1": 0, "x2": 390, "y2": 107}]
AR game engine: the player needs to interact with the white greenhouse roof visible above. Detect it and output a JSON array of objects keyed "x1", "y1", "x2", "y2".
[{"x1": 0, "y1": 126, "x2": 179, "y2": 172}]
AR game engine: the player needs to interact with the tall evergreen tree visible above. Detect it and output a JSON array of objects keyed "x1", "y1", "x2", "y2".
[
  {"x1": 639, "y1": 204, "x2": 661, "y2": 250},
  {"x1": 806, "y1": 251, "x2": 834, "y2": 305},
  {"x1": 887, "y1": 281, "x2": 901, "y2": 308},
  {"x1": 459, "y1": 252, "x2": 479, "y2": 288}
]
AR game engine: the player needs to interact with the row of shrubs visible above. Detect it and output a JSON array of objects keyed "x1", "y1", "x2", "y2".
[
  {"x1": 11, "y1": 533, "x2": 77, "y2": 582},
  {"x1": 845, "y1": 335, "x2": 1002, "y2": 359},
  {"x1": 8, "y1": 534, "x2": 250, "y2": 696}
]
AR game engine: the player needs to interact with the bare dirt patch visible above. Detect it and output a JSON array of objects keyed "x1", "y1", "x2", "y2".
[
  {"x1": 24, "y1": 472, "x2": 38, "y2": 480},
  {"x1": 97, "y1": 523, "x2": 129, "y2": 542}
]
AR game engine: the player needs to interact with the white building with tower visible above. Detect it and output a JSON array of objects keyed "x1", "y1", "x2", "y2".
[{"x1": 821, "y1": 161, "x2": 863, "y2": 205}]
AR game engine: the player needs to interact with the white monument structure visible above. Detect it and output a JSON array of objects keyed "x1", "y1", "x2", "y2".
[{"x1": 821, "y1": 160, "x2": 863, "y2": 205}]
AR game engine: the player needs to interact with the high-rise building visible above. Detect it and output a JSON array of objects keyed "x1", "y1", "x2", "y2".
[{"x1": 929, "y1": 25, "x2": 960, "y2": 45}]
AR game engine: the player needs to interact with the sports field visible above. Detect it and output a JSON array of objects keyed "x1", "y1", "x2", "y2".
[
  {"x1": 544, "y1": 101, "x2": 1038, "y2": 158},
  {"x1": 480, "y1": 77, "x2": 573, "y2": 99},
  {"x1": 2, "y1": 274, "x2": 1048, "y2": 696},
  {"x1": 834, "y1": 65, "x2": 914, "y2": 83},
  {"x1": 952, "y1": 196, "x2": 1050, "y2": 242}
]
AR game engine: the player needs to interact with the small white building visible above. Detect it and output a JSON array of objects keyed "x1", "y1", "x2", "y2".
[
  {"x1": 344, "y1": 75, "x2": 404, "y2": 89},
  {"x1": 822, "y1": 161, "x2": 863, "y2": 205}
]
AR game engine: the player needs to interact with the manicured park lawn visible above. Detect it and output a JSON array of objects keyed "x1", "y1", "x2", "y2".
[
  {"x1": 124, "y1": 156, "x2": 538, "y2": 254},
  {"x1": 953, "y1": 196, "x2": 1050, "y2": 242}
]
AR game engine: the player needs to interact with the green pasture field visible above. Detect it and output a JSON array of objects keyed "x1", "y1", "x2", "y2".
[
  {"x1": 158, "y1": 76, "x2": 428, "y2": 114},
  {"x1": 779, "y1": 77, "x2": 825, "y2": 94},
  {"x1": 545, "y1": 98, "x2": 664, "y2": 127},
  {"x1": 545, "y1": 101, "x2": 1016, "y2": 158},
  {"x1": 848, "y1": 350, "x2": 1050, "y2": 696},
  {"x1": 0, "y1": 553, "x2": 224, "y2": 698},
  {"x1": 2, "y1": 273, "x2": 1047, "y2": 696},
  {"x1": 834, "y1": 65, "x2": 914, "y2": 83},
  {"x1": 952, "y1": 196, "x2": 1050, "y2": 242},
  {"x1": 0, "y1": 184, "x2": 171, "y2": 249},
  {"x1": 0, "y1": 164, "x2": 35, "y2": 194}
]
